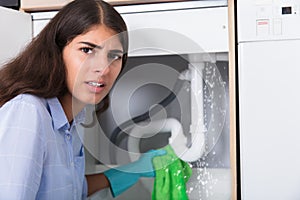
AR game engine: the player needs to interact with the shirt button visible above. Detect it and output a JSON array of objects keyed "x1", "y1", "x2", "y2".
[{"x1": 66, "y1": 134, "x2": 71, "y2": 140}]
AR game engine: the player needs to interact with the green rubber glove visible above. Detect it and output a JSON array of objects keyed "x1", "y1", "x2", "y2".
[{"x1": 104, "y1": 149, "x2": 166, "y2": 197}]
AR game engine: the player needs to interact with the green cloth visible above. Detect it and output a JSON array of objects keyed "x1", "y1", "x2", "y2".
[{"x1": 152, "y1": 145, "x2": 192, "y2": 200}]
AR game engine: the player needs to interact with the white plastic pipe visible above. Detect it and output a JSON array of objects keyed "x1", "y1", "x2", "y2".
[{"x1": 127, "y1": 118, "x2": 205, "y2": 162}]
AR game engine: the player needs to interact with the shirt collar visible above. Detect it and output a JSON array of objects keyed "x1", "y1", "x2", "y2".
[{"x1": 46, "y1": 97, "x2": 86, "y2": 131}]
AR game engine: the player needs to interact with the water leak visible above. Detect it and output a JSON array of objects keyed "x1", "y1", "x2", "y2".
[{"x1": 185, "y1": 61, "x2": 231, "y2": 200}]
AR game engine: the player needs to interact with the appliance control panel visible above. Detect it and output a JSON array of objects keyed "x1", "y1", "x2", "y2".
[{"x1": 238, "y1": 0, "x2": 300, "y2": 42}]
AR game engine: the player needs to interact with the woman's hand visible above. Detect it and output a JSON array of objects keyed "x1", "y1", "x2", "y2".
[{"x1": 103, "y1": 149, "x2": 166, "y2": 197}]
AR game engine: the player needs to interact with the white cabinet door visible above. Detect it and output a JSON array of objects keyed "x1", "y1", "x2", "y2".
[
  {"x1": 31, "y1": 3, "x2": 228, "y2": 57},
  {"x1": 121, "y1": 6, "x2": 228, "y2": 56},
  {"x1": 0, "y1": 6, "x2": 32, "y2": 66},
  {"x1": 239, "y1": 40, "x2": 300, "y2": 199}
]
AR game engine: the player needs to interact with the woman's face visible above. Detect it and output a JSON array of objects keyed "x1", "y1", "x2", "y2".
[{"x1": 62, "y1": 24, "x2": 124, "y2": 107}]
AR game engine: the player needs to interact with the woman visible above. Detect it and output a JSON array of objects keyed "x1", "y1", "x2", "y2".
[{"x1": 0, "y1": 0, "x2": 165, "y2": 199}]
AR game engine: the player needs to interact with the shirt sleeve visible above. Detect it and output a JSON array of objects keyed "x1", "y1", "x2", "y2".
[{"x1": 0, "y1": 98, "x2": 45, "y2": 199}]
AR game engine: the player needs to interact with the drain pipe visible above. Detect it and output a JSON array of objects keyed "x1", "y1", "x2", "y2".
[{"x1": 127, "y1": 118, "x2": 205, "y2": 162}]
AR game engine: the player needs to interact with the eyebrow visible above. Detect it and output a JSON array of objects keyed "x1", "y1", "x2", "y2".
[
  {"x1": 109, "y1": 49, "x2": 124, "y2": 54},
  {"x1": 79, "y1": 41, "x2": 103, "y2": 49},
  {"x1": 79, "y1": 41, "x2": 124, "y2": 53}
]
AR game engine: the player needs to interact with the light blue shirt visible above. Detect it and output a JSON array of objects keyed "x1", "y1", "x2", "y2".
[{"x1": 0, "y1": 94, "x2": 88, "y2": 200}]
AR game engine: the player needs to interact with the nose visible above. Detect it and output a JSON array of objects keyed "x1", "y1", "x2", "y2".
[
  {"x1": 92, "y1": 53, "x2": 111, "y2": 76},
  {"x1": 95, "y1": 64, "x2": 110, "y2": 76}
]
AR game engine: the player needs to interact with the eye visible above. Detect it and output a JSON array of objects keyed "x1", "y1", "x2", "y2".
[
  {"x1": 80, "y1": 47, "x2": 94, "y2": 54},
  {"x1": 108, "y1": 52, "x2": 122, "y2": 62}
]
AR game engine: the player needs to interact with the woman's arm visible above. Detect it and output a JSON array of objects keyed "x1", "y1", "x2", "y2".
[
  {"x1": 86, "y1": 173, "x2": 110, "y2": 196},
  {"x1": 86, "y1": 149, "x2": 166, "y2": 197}
]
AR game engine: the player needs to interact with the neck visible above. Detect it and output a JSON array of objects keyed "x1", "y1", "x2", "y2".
[{"x1": 59, "y1": 93, "x2": 85, "y2": 122}]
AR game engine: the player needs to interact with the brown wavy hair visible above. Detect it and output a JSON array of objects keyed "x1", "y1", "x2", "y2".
[{"x1": 0, "y1": 0, "x2": 128, "y2": 106}]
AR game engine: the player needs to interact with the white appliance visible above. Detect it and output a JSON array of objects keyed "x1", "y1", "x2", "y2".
[
  {"x1": 0, "y1": 6, "x2": 32, "y2": 66},
  {"x1": 238, "y1": 0, "x2": 300, "y2": 199}
]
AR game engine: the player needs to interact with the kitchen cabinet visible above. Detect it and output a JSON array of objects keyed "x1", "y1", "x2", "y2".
[
  {"x1": 0, "y1": 6, "x2": 32, "y2": 66},
  {"x1": 1, "y1": 1, "x2": 238, "y2": 199},
  {"x1": 31, "y1": 0, "x2": 229, "y2": 54}
]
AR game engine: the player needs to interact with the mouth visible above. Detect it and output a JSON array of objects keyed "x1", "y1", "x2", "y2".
[{"x1": 87, "y1": 81, "x2": 105, "y2": 88}]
